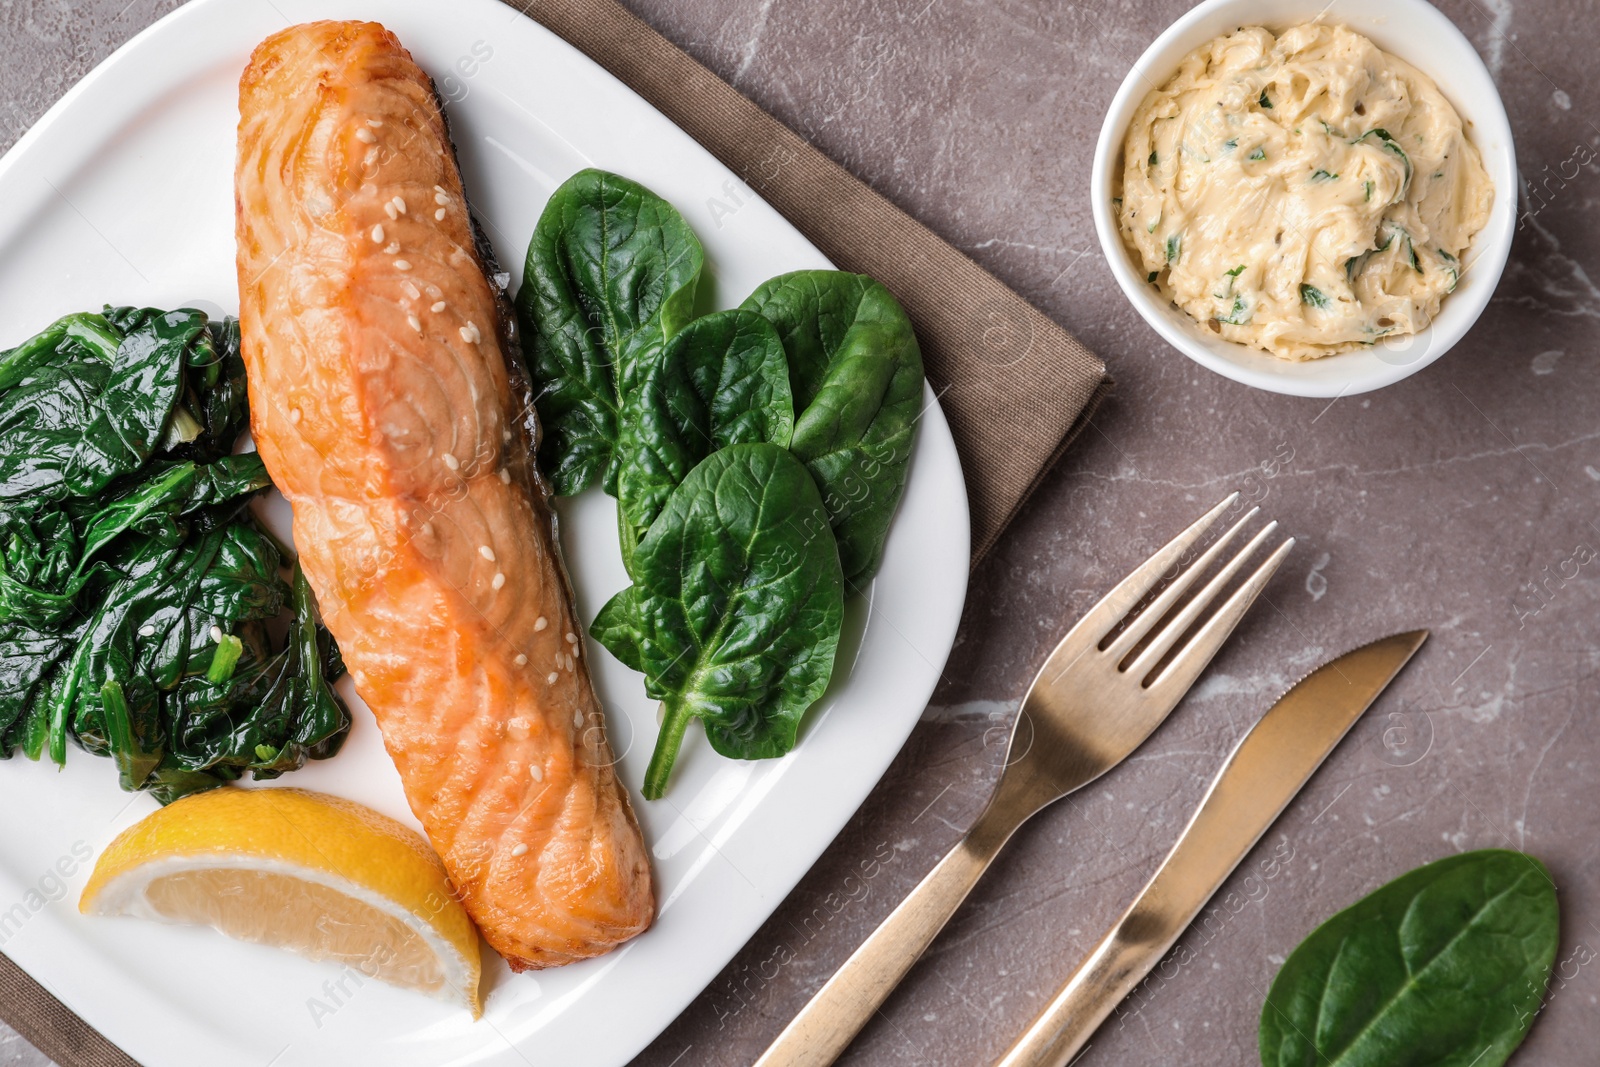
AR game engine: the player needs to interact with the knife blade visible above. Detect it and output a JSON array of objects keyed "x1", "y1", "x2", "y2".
[{"x1": 994, "y1": 629, "x2": 1429, "y2": 1067}]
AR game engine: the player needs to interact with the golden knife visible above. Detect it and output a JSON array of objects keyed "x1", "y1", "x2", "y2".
[{"x1": 995, "y1": 629, "x2": 1429, "y2": 1067}]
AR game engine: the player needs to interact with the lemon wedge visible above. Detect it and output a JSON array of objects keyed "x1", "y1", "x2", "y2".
[{"x1": 80, "y1": 787, "x2": 480, "y2": 1016}]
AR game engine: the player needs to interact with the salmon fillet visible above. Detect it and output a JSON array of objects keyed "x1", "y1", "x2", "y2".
[{"x1": 235, "y1": 21, "x2": 653, "y2": 970}]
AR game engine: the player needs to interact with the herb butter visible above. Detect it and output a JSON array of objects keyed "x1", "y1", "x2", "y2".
[{"x1": 1116, "y1": 23, "x2": 1492, "y2": 360}]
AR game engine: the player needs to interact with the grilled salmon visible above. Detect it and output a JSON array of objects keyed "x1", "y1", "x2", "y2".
[{"x1": 235, "y1": 21, "x2": 653, "y2": 969}]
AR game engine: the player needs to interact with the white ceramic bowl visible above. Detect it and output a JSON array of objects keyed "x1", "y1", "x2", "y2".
[{"x1": 1091, "y1": 0, "x2": 1516, "y2": 397}]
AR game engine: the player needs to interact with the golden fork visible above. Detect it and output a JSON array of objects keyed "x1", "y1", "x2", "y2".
[{"x1": 754, "y1": 493, "x2": 1293, "y2": 1067}]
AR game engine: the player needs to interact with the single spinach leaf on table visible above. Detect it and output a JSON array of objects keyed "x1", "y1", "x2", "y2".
[
  {"x1": 614, "y1": 308, "x2": 794, "y2": 564},
  {"x1": 1260, "y1": 849, "x2": 1559, "y2": 1067},
  {"x1": 741, "y1": 270, "x2": 924, "y2": 585},
  {"x1": 515, "y1": 168, "x2": 705, "y2": 496},
  {"x1": 620, "y1": 443, "x2": 843, "y2": 799}
]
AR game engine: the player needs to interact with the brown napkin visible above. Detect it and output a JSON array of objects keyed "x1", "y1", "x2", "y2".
[
  {"x1": 510, "y1": 0, "x2": 1109, "y2": 564},
  {"x1": 2, "y1": 2, "x2": 1107, "y2": 1064},
  {"x1": 0, "y1": 953, "x2": 135, "y2": 1067}
]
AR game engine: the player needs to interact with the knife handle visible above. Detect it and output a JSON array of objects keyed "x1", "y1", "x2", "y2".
[
  {"x1": 993, "y1": 900, "x2": 1188, "y2": 1067},
  {"x1": 754, "y1": 803, "x2": 1020, "y2": 1067}
]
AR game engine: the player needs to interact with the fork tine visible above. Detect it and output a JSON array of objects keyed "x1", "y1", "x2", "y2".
[
  {"x1": 1145, "y1": 535, "x2": 1295, "y2": 695},
  {"x1": 1077, "y1": 492, "x2": 1241, "y2": 646},
  {"x1": 1124, "y1": 520, "x2": 1281, "y2": 680},
  {"x1": 1102, "y1": 506, "x2": 1261, "y2": 662}
]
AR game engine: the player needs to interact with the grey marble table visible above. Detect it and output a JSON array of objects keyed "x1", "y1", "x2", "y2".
[{"x1": 3, "y1": 0, "x2": 1597, "y2": 1064}]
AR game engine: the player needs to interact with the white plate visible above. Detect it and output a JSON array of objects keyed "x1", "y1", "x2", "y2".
[{"x1": 0, "y1": 2, "x2": 970, "y2": 1064}]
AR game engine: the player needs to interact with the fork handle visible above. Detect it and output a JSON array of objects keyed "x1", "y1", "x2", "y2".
[{"x1": 753, "y1": 804, "x2": 1020, "y2": 1067}]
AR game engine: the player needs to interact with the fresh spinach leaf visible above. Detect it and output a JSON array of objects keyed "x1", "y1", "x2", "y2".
[
  {"x1": 515, "y1": 169, "x2": 705, "y2": 496},
  {"x1": 740, "y1": 271, "x2": 924, "y2": 585},
  {"x1": 591, "y1": 584, "x2": 643, "y2": 674},
  {"x1": 614, "y1": 308, "x2": 794, "y2": 557},
  {"x1": 623, "y1": 443, "x2": 843, "y2": 799},
  {"x1": 1260, "y1": 849, "x2": 1559, "y2": 1067}
]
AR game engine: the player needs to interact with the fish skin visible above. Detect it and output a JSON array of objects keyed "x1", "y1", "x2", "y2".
[{"x1": 235, "y1": 20, "x2": 654, "y2": 970}]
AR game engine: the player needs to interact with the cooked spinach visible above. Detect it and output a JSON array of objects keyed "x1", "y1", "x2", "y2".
[
  {"x1": 616, "y1": 443, "x2": 843, "y2": 799},
  {"x1": 740, "y1": 271, "x2": 923, "y2": 585},
  {"x1": 1260, "y1": 849, "x2": 1559, "y2": 1067},
  {"x1": 614, "y1": 309, "x2": 794, "y2": 560},
  {"x1": 515, "y1": 169, "x2": 705, "y2": 496},
  {"x1": 0, "y1": 308, "x2": 348, "y2": 803}
]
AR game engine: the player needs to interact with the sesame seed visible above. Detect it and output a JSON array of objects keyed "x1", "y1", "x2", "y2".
[
  {"x1": 499, "y1": 468, "x2": 511, "y2": 484},
  {"x1": 289, "y1": 407, "x2": 302, "y2": 424},
  {"x1": 431, "y1": 300, "x2": 447, "y2": 313},
  {"x1": 209, "y1": 625, "x2": 223, "y2": 643},
  {"x1": 534, "y1": 616, "x2": 548, "y2": 632},
  {"x1": 394, "y1": 260, "x2": 412, "y2": 271},
  {"x1": 384, "y1": 202, "x2": 398, "y2": 220},
  {"x1": 459, "y1": 323, "x2": 481, "y2": 344},
  {"x1": 392, "y1": 196, "x2": 407, "y2": 215},
  {"x1": 355, "y1": 127, "x2": 376, "y2": 143},
  {"x1": 403, "y1": 281, "x2": 421, "y2": 300},
  {"x1": 492, "y1": 572, "x2": 506, "y2": 590},
  {"x1": 441, "y1": 453, "x2": 459, "y2": 470},
  {"x1": 566, "y1": 632, "x2": 578, "y2": 644},
  {"x1": 435, "y1": 191, "x2": 450, "y2": 205},
  {"x1": 370, "y1": 224, "x2": 385, "y2": 243},
  {"x1": 407, "y1": 314, "x2": 421, "y2": 332},
  {"x1": 420, "y1": 522, "x2": 434, "y2": 536},
  {"x1": 363, "y1": 147, "x2": 379, "y2": 167},
  {"x1": 384, "y1": 241, "x2": 400, "y2": 254},
  {"x1": 367, "y1": 119, "x2": 384, "y2": 128},
  {"x1": 138, "y1": 624, "x2": 156, "y2": 637},
  {"x1": 546, "y1": 671, "x2": 559, "y2": 685},
  {"x1": 433, "y1": 184, "x2": 446, "y2": 194},
  {"x1": 425, "y1": 284, "x2": 442, "y2": 298},
  {"x1": 511, "y1": 843, "x2": 529, "y2": 857},
  {"x1": 573, "y1": 709, "x2": 583, "y2": 728},
  {"x1": 508, "y1": 717, "x2": 530, "y2": 739},
  {"x1": 571, "y1": 644, "x2": 581, "y2": 659},
  {"x1": 479, "y1": 545, "x2": 496, "y2": 562},
  {"x1": 529, "y1": 765, "x2": 543, "y2": 783},
  {"x1": 435, "y1": 208, "x2": 447, "y2": 221},
  {"x1": 513, "y1": 653, "x2": 528, "y2": 667}
]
